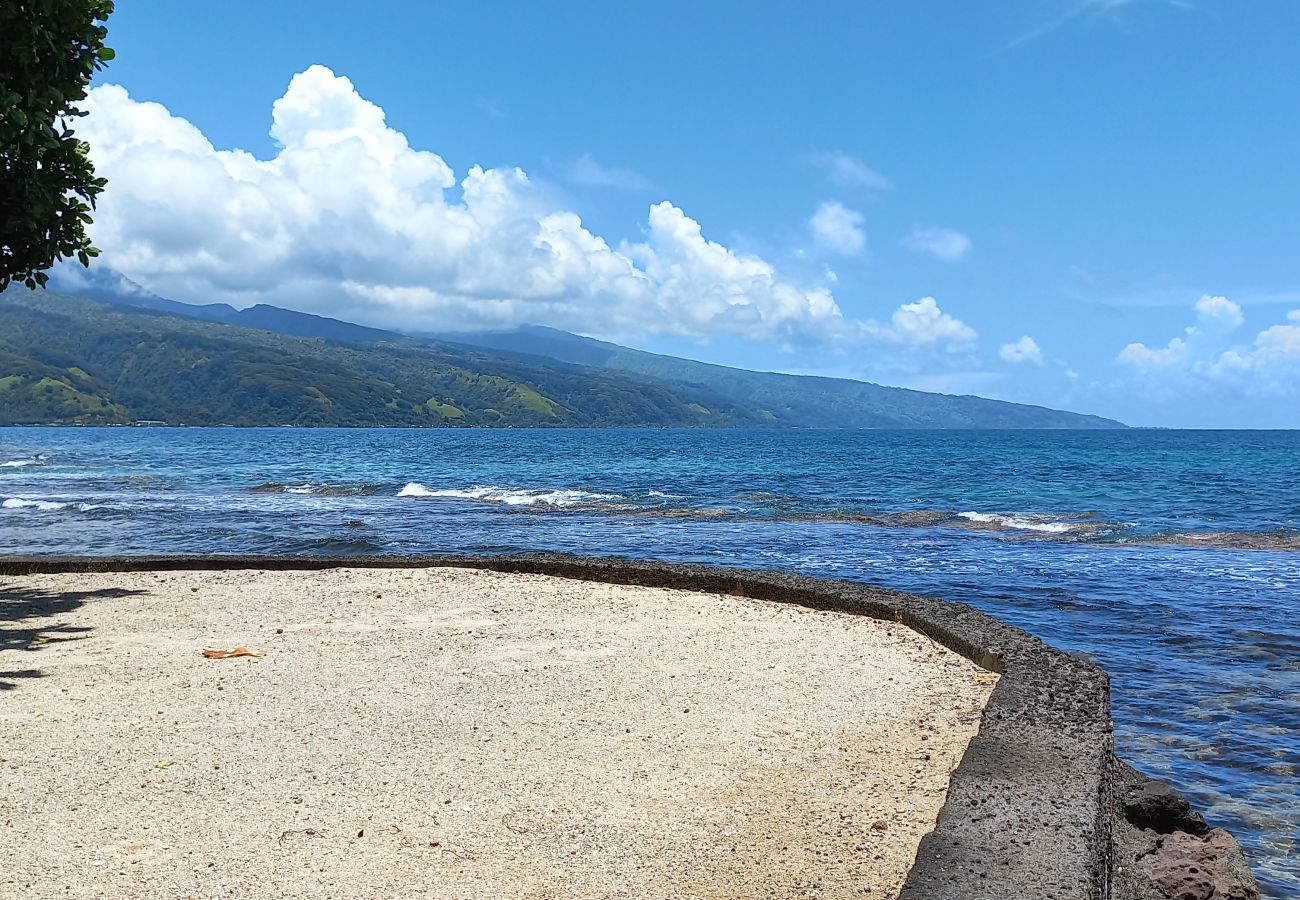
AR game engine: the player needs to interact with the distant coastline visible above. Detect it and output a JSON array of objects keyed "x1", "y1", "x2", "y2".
[{"x1": 0, "y1": 288, "x2": 1124, "y2": 430}]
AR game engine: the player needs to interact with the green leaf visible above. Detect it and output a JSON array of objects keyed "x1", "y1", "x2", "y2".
[{"x1": 0, "y1": 0, "x2": 115, "y2": 287}]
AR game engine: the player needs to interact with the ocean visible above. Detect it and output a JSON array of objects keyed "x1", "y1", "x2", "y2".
[{"x1": 2, "y1": 426, "x2": 1297, "y2": 896}]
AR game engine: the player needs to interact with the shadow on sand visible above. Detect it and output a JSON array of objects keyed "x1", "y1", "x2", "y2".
[{"x1": 0, "y1": 584, "x2": 145, "y2": 690}]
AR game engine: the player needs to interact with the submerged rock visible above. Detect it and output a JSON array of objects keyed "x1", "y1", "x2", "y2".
[
  {"x1": 1112, "y1": 761, "x2": 1260, "y2": 900},
  {"x1": 1124, "y1": 778, "x2": 1210, "y2": 836},
  {"x1": 1136, "y1": 829, "x2": 1261, "y2": 900}
]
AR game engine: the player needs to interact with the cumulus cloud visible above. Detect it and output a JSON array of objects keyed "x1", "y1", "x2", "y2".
[
  {"x1": 1119, "y1": 294, "x2": 1242, "y2": 369},
  {"x1": 1000, "y1": 336, "x2": 1044, "y2": 364},
  {"x1": 75, "y1": 66, "x2": 871, "y2": 343},
  {"x1": 1116, "y1": 296, "x2": 1300, "y2": 395},
  {"x1": 806, "y1": 151, "x2": 892, "y2": 192},
  {"x1": 1207, "y1": 314, "x2": 1300, "y2": 390},
  {"x1": 869, "y1": 297, "x2": 977, "y2": 350},
  {"x1": 1193, "y1": 294, "x2": 1243, "y2": 328},
  {"x1": 808, "y1": 202, "x2": 865, "y2": 256},
  {"x1": 1118, "y1": 336, "x2": 1188, "y2": 368},
  {"x1": 902, "y1": 226, "x2": 972, "y2": 263}
]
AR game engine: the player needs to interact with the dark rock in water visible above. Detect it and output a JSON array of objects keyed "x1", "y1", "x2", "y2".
[
  {"x1": 885, "y1": 509, "x2": 956, "y2": 527},
  {"x1": 249, "y1": 482, "x2": 286, "y2": 493},
  {"x1": 1136, "y1": 830, "x2": 1261, "y2": 900},
  {"x1": 1124, "y1": 778, "x2": 1210, "y2": 836},
  {"x1": 1146, "y1": 530, "x2": 1300, "y2": 551},
  {"x1": 1112, "y1": 760, "x2": 1260, "y2": 900}
]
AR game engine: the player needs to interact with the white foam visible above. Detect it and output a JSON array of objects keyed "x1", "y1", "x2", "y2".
[
  {"x1": 2, "y1": 498, "x2": 102, "y2": 512},
  {"x1": 957, "y1": 511, "x2": 1077, "y2": 534},
  {"x1": 398, "y1": 483, "x2": 615, "y2": 507},
  {"x1": 1, "y1": 453, "x2": 48, "y2": 468},
  {"x1": 4, "y1": 498, "x2": 66, "y2": 511},
  {"x1": 398, "y1": 482, "x2": 436, "y2": 497},
  {"x1": 647, "y1": 490, "x2": 684, "y2": 499}
]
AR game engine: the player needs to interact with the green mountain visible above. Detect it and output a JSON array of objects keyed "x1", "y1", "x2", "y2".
[
  {"x1": 0, "y1": 287, "x2": 1125, "y2": 428},
  {"x1": 440, "y1": 325, "x2": 1125, "y2": 429},
  {"x1": 0, "y1": 291, "x2": 763, "y2": 427}
]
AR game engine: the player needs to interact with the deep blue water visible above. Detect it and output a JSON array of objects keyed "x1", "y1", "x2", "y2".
[{"x1": 2, "y1": 427, "x2": 1297, "y2": 895}]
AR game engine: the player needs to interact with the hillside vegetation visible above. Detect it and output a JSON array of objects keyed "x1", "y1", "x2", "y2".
[
  {"x1": 0, "y1": 292, "x2": 761, "y2": 426},
  {"x1": 0, "y1": 288, "x2": 1125, "y2": 428},
  {"x1": 444, "y1": 326, "x2": 1126, "y2": 429}
]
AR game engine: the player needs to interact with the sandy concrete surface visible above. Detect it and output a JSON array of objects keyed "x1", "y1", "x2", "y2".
[{"x1": 0, "y1": 567, "x2": 996, "y2": 899}]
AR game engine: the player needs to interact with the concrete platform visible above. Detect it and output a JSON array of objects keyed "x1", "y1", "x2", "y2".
[
  {"x1": 2, "y1": 566, "x2": 992, "y2": 899},
  {"x1": 0, "y1": 554, "x2": 1261, "y2": 899}
]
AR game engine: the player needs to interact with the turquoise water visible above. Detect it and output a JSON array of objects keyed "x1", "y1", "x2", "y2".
[{"x1": 2, "y1": 426, "x2": 1297, "y2": 894}]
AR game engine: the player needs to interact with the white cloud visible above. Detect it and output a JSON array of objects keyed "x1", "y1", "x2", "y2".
[
  {"x1": 1259, "y1": 318, "x2": 1300, "y2": 353},
  {"x1": 1000, "y1": 335, "x2": 1044, "y2": 364},
  {"x1": 1248, "y1": 319, "x2": 1300, "y2": 356},
  {"x1": 902, "y1": 226, "x2": 972, "y2": 263},
  {"x1": 1119, "y1": 295, "x2": 1243, "y2": 370},
  {"x1": 72, "y1": 66, "x2": 984, "y2": 361},
  {"x1": 1116, "y1": 296, "x2": 1300, "y2": 396},
  {"x1": 808, "y1": 202, "x2": 865, "y2": 256},
  {"x1": 1118, "y1": 336, "x2": 1188, "y2": 368},
  {"x1": 806, "y1": 151, "x2": 892, "y2": 192},
  {"x1": 75, "y1": 66, "x2": 862, "y2": 343},
  {"x1": 1193, "y1": 294, "x2": 1243, "y2": 328},
  {"x1": 1208, "y1": 315, "x2": 1300, "y2": 384},
  {"x1": 871, "y1": 297, "x2": 977, "y2": 350}
]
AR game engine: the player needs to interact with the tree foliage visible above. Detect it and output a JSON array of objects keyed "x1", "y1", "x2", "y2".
[{"x1": 0, "y1": 1, "x2": 115, "y2": 291}]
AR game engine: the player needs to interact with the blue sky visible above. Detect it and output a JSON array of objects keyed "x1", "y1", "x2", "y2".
[{"x1": 66, "y1": 0, "x2": 1300, "y2": 427}]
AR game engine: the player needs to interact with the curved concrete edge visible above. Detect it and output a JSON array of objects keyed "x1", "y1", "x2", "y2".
[{"x1": 0, "y1": 553, "x2": 1254, "y2": 899}]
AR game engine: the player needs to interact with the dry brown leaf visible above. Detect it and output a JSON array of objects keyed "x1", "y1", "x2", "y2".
[{"x1": 202, "y1": 646, "x2": 265, "y2": 659}]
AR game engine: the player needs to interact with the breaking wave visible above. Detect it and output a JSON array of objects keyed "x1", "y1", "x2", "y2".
[
  {"x1": 230, "y1": 480, "x2": 1300, "y2": 552},
  {"x1": 619, "y1": 504, "x2": 1124, "y2": 539},
  {"x1": 955, "y1": 511, "x2": 1096, "y2": 535},
  {"x1": 612, "y1": 504, "x2": 1295, "y2": 551},
  {"x1": 398, "y1": 483, "x2": 618, "y2": 507},
  {"x1": 1, "y1": 455, "x2": 46, "y2": 468},
  {"x1": 2, "y1": 497, "x2": 104, "y2": 512},
  {"x1": 250, "y1": 482, "x2": 384, "y2": 497}
]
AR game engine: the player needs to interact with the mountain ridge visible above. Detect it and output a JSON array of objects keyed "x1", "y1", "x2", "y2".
[
  {"x1": 0, "y1": 291, "x2": 764, "y2": 427},
  {"x1": 436, "y1": 324, "x2": 1124, "y2": 430},
  {"x1": 0, "y1": 284, "x2": 1125, "y2": 429}
]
